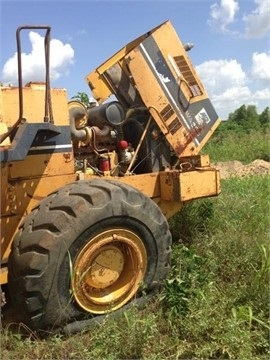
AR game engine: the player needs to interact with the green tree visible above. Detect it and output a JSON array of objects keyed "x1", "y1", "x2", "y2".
[
  {"x1": 71, "y1": 92, "x2": 90, "y2": 107},
  {"x1": 228, "y1": 104, "x2": 261, "y2": 131},
  {"x1": 228, "y1": 104, "x2": 247, "y2": 126},
  {"x1": 259, "y1": 107, "x2": 270, "y2": 126},
  {"x1": 245, "y1": 105, "x2": 260, "y2": 130}
]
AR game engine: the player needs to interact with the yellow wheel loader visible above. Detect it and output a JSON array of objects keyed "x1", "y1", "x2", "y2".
[{"x1": 0, "y1": 21, "x2": 221, "y2": 331}]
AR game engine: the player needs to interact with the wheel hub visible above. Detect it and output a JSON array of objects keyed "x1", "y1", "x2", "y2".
[
  {"x1": 85, "y1": 245, "x2": 124, "y2": 288},
  {"x1": 71, "y1": 228, "x2": 147, "y2": 314}
]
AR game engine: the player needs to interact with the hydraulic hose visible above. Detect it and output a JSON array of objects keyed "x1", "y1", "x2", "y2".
[
  {"x1": 69, "y1": 106, "x2": 88, "y2": 141},
  {"x1": 69, "y1": 106, "x2": 112, "y2": 144}
]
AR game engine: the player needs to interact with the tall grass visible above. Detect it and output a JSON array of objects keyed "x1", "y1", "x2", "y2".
[
  {"x1": 202, "y1": 128, "x2": 270, "y2": 163},
  {"x1": 165, "y1": 175, "x2": 270, "y2": 358},
  {"x1": 1, "y1": 131, "x2": 270, "y2": 359}
]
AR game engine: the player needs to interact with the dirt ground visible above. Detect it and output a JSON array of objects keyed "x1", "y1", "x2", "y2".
[{"x1": 213, "y1": 159, "x2": 270, "y2": 179}]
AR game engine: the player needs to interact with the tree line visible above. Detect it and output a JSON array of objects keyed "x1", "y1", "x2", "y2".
[{"x1": 220, "y1": 105, "x2": 269, "y2": 132}]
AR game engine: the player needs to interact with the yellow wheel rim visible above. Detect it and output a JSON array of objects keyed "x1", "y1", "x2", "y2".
[{"x1": 71, "y1": 228, "x2": 147, "y2": 314}]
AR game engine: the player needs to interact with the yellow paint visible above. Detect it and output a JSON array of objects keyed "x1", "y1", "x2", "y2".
[
  {"x1": 0, "y1": 267, "x2": 8, "y2": 284},
  {"x1": 72, "y1": 228, "x2": 147, "y2": 314},
  {"x1": 160, "y1": 168, "x2": 221, "y2": 202},
  {"x1": 0, "y1": 123, "x2": 10, "y2": 145},
  {"x1": 0, "y1": 84, "x2": 69, "y2": 127}
]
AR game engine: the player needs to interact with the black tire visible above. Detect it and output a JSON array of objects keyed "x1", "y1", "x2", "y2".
[{"x1": 8, "y1": 179, "x2": 171, "y2": 330}]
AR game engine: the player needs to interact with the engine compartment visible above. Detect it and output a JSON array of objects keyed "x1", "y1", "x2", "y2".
[{"x1": 69, "y1": 100, "x2": 172, "y2": 177}]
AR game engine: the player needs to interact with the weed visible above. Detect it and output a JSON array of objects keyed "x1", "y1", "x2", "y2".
[
  {"x1": 160, "y1": 244, "x2": 208, "y2": 320},
  {"x1": 202, "y1": 128, "x2": 270, "y2": 163}
]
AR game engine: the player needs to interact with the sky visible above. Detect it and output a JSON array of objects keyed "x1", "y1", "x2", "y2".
[{"x1": 0, "y1": 0, "x2": 269, "y2": 120}]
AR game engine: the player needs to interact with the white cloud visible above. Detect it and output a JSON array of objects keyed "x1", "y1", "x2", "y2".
[
  {"x1": 63, "y1": 29, "x2": 86, "y2": 42},
  {"x1": 253, "y1": 88, "x2": 270, "y2": 100},
  {"x1": 196, "y1": 59, "x2": 246, "y2": 93},
  {"x1": 208, "y1": 0, "x2": 239, "y2": 33},
  {"x1": 243, "y1": 0, "x2": 270, "y2": 38},
  {"x1": 211, "y1": 86, "x2": 252, "y2": 116},
  {"x1": 77, "y1": 29, "x2": 86, "y2": 36},
  {"x1": 196, "y1": 57, "x2": 269, "y2": 119},
  {"x1": 251, "y1": 52, "x2": 270, "y2": 84},
  {"x1": 1, "y1": 31, "x2": 74, "y2": 85}
]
